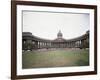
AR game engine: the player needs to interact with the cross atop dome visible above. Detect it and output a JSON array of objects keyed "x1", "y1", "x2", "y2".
[{"x1": 57, "y1": 30, "x2": 63, "y2": 39}]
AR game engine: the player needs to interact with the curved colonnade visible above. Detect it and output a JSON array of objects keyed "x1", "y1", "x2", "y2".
[{"x1": 22, "y1": 31, "x2": 89, "y2": 51}]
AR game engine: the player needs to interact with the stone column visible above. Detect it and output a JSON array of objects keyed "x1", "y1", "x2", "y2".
[{"x1": 38, "y1": 41, "x2": 40, "y2": 49}]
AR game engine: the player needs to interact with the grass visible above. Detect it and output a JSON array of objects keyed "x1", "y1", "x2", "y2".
[{"x1": 22, "y1": 48, "x2": 89, "y2": 69}]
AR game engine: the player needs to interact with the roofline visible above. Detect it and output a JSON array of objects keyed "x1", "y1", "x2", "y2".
[{"x1": 22, "y1": 31, "x2": 89, "y2": 42}]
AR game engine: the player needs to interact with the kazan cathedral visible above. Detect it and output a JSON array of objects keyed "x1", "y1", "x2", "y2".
[{"x1": 22, "y1": 30, "x2": 89, "y2": 51}]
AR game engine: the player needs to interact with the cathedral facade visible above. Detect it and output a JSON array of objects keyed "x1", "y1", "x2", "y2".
[{"x1": 22, "y1": 30, "x2": 89, "y2": 51}]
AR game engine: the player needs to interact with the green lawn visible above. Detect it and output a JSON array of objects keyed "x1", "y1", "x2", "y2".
[{"x1": 22, "y1": 48, "x2": 89, "y2": 69}]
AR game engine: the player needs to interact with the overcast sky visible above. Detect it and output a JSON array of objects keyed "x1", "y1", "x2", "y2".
[{"x1": 23, "y1": 11, "x2": 90, "y2": 40}]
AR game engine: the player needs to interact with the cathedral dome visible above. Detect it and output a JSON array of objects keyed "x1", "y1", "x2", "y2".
[{"x1": 57, "y1": 30, "x2": 63, "y2": 38}]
